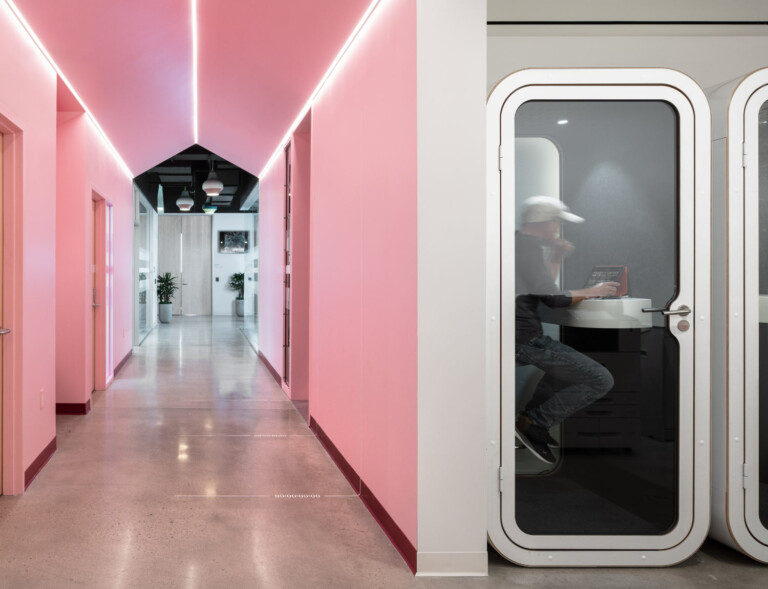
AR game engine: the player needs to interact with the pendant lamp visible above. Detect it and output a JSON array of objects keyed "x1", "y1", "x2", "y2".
[
  {"x1": 176, "y1": 187, "x2": 194, "y2": 211},
  {"x1": 202, "y1": 162, "x2": 224, "y2": 196}
]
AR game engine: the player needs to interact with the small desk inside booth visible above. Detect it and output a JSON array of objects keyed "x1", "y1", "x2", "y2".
[
  {"x1": 540, "y1": 297, "x2": 652, "y2": 450},
  {"x1": 539, "y1": 297, "x2": 653, "y2": 330}
]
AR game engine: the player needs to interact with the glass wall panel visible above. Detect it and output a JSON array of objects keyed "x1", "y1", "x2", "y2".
[
  {"x1": 513, "y1": 100, "x2": 680, "y2": 535},
  {"x1": 758, "y1": 101, "x2": 768, "y2": 529},
  {"x1": 137, "y1": 201, "x2": 151, "y2": 339}
]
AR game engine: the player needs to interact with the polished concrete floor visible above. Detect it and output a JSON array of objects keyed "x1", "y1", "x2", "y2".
[{"x1": 0, "y1": 317, "x2": 766, "y2": 588}]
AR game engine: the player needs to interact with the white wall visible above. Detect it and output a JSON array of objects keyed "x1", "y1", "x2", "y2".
[
  {"x1": 416, "y1": 0, "x2": 487, "y2": 576},
  {"x1": 212, "y1": 213, "x2": 256, "y2": 316},
  {"x1": 488, "y1": 29, "x2": 768, "y2": 95},
  {"x1": 488, "y1": 0, "x2": 768, "y2": 21}
]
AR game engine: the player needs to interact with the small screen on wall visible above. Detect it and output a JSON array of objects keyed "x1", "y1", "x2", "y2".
[{"x1": 219, "y1": 231, "x2": 249, "y2": 253}]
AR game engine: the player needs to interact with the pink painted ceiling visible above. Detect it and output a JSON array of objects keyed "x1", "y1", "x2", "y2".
[{"x1": 13, "y1": 0, "x2": 372, "y2": 176}]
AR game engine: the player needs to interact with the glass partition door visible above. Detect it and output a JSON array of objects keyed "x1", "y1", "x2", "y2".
[
  {"x1": 137, "y1": 200, "x2": 151, "y2": 340},
  {"x1": 500, "y1": 86, "x2": 697, "y2": 551}
]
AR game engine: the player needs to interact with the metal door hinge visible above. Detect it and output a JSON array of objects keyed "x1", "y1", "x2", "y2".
[
  {"x1": 743, "y1": 143, "x2": 748, "y2": 168},
  {"x1": 498, "y1": 145, "x2": 504, "y2": 171},
  {"x1": 743, "y1": 463, "x2": 750, "y2": 489},
  {"x1": 498, "y1": 466, "x2": 504, "y2": 494}
]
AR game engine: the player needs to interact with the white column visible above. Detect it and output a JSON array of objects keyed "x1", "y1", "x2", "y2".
[{"x1": 416, "y1": 0, "x2": 488, "y2": 576}]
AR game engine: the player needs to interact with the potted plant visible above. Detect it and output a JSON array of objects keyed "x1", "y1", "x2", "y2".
[
  {"x1": 157, "y1": 272, "x2": 179, "y2": 323},
  {"x1": 227, "y1": 272, "x2": 245, "y2": 317}
]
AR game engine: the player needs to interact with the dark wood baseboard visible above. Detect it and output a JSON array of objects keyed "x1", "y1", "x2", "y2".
[
  {"x1": 258, "y1": 351, "x2": 283, "y2": 386},
  {"x1": 56, "y1": 399, "x2": 91, "y2": 415},
  {"x1": 114, "y1": 350, "x2": 133, "y2": 376},
  {"x1": 309, "y1": 417, "x2": 417, "y2": 573},
  {"x1": 25, "y1": 437, "x2": 57, "y2": 490}
]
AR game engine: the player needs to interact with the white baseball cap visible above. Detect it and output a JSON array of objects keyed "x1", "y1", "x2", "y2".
[{"x1": 522, "y1": 195, "x2": 584, "y2": 224}]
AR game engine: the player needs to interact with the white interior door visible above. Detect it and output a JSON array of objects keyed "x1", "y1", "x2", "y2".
[{"x1": 180, "y1": 215, "x2": 212, "y2": 315}]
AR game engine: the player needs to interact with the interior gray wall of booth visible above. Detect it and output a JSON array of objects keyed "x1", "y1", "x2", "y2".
[{"x1": 515, "y1": 100, "x2": 678, "y2": 324}]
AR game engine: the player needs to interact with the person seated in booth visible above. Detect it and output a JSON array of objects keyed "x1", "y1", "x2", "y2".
[{"x1": 515, "y1": 196, "x2": 619, "y2": 463}]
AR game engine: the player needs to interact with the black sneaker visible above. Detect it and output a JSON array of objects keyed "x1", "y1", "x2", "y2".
[
  {"x1": 515, "y1": 416, "x2": 556, "y2": 464},
  {"x1": 545, "y1": 431, "x2": 560, "y2": 448}
]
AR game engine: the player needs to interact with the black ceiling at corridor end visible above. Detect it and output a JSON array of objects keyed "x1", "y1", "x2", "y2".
[{"x1": 134, "y1": 145, "x2": 259, "y2": 214}]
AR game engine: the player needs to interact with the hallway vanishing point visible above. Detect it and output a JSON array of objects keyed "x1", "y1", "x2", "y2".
[{"x1": 0, "y1": 317, "x2": 765, "y2": 588}]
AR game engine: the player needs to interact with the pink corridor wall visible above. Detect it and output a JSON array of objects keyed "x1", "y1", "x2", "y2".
[
  {"x1": 0, "y1": 4, "x2": 56, "y2": 482},
  {"x1": 56, "y1": 112, "x2": 133, "y2": 408},
  {"x1": 0, "y1": 2, "x2": 132, "y2": 489},
  {"x1": 258, "y1": 0, "x2": 417, "y2": 545},
  {"x1": 0, "y1": 4, "x2": 57, "y2": 483}
]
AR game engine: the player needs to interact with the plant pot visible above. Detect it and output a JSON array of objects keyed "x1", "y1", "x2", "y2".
[
  {"x1": 159, "y1": 303, "x2": 173, "y2": 323},
  {"x1": 235, "y1": 298, "x2": 244, "y2": 317}
]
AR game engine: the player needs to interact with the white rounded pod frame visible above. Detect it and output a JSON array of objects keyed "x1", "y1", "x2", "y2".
[
  {"x1": 709, "y1": 67, "x2": 768, "y2": 564},
  {"x1": 486, "y1": 68, "x2": 711, "y2": 567}
]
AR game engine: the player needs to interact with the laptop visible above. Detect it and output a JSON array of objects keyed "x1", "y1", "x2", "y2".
[{"x1": 584, "y1": 265, "x2": 628, "y2": 298}]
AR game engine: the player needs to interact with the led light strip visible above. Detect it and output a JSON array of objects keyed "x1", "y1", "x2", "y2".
[
  {"x1": 258, "y1": 0, "x2": 384, "y2": 179},
  {"x1": 192, "y1": 0, "x2": 199, "y2": 144},
  {"x1": 3, "y1": 0, "x2": 134, "y2": 180}
]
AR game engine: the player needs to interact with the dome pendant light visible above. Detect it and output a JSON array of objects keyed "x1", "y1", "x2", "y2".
[
  {"x1": 202, "y1": 161, "x2": 224, "y2": 197},
  {"x1": 176, "y1": 187, "x2": 194, "y2": 212},
  {"x1": 202, "y1": 202, "x2": 217, "y2": 214}
]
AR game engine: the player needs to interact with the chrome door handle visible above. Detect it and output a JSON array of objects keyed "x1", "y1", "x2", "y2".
[
  {"x1": 182, "y1": 282, "x2": 189, "y2": 285},
  {"x1": 642, "y1": 305, "x2": 691, "y2": 317},
  {"x1": 0, "y1": 328, "x2": 10, "y2": 335},
  {"x1": 92, "y1": 304, "x2": 100, "y2": 308}
]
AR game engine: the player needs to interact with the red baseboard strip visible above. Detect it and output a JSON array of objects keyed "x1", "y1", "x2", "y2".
[
  {"x1": 258, "y1": 351, "x2": 283, "y2": 386},
  {"x1": 309, "y1": 417, "x2": 417, "y2": 574},
  {"x1": 56, "y1": 399, "x2": 91, "y2": 415},
  {"x1": 24, "y1": 436, "x2": 57, "y2": 490},
  {"x1": 309, "y1": 416, "x2": 361, "y2": 494},
  {"x1": 360, "y1": 479, "x2": 418, "y2": 574},
  {"x1": 114, "y1": 350, "x2": 133, "y2": 376}
]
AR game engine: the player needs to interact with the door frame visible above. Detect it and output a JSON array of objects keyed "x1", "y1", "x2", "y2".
[
  {"x1": 133, "y1": 187, "x2": 156, "y2": 345},
  {"x1": 0, "y1": 115, "x2": 23, "y2": 495},
  {"x1": 283, "y1": 142, "x2": 292, "y2": 389},
  {"x1": 91, "y1": 193, "x2": 114, "y2": 392},
  {"x1": 724, "y1": 67, "x2": 768, "y2": 560},
  {"x1": 486, "y1": 68, "x2": 711, "y2": 566}
]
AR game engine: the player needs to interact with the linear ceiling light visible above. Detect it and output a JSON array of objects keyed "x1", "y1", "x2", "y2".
[
  {"x1": 4, "y1": 0, "x2": 134, "y2": 180},
  {"x1": 192, "y1": 0, "x2": 199, "y2": 144},
  {"x1": 258, "y1": 0, "x2": 383, "y2": 179}
]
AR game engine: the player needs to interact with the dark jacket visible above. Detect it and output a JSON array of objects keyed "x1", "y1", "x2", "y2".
[{"x1": 515, "y1": 231, "x2": 572, "y2": 346}]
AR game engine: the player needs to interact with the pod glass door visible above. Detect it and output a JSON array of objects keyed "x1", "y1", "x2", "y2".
[
  {"x1": 744, "y1": 90, "x2": 768, "y2": 544},
  {"x1": 499, "y1": 85, "x2": 698, "y2": 552}
]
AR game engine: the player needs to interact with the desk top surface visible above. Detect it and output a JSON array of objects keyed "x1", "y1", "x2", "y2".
[{"x1": 540, "y1": 297, "x2": 653, "y2": 329}]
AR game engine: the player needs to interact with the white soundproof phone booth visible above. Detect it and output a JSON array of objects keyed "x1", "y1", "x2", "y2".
[
  {"x1": 709, "y1": 68, "x2": 768, "y2": 563},
  {"x1": 486, "y1": 69, "x2": 711, "y2": 566}
]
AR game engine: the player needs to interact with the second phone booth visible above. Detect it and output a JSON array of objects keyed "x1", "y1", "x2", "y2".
[
  {"x1": 486, "y1": 68, "x2": 711, "y2": 566},
  {"x1": 709, "y1": 68, "x2": 768, "y2": 563}
]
